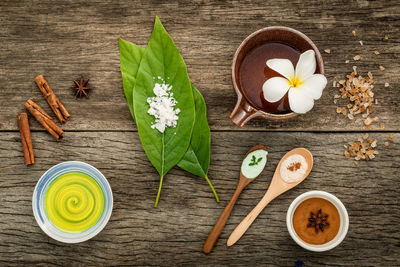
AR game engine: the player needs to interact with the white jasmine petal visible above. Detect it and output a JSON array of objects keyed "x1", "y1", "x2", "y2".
[
  {"x1": 288, "y1": 88, "x2": 314, "y2": 114},
  {"x1": 301, "y1": 74, "x2": 327, "y2": 100},
  {"x1": 266, "y1": 58, "x2": 295, "y2": 80},
  {"x1": 262, "y1": 77, "x2": 290, "y2": 103},
  {"x1": 295, "y1": 50, "x2": 316, "y2": 80},
  {"x1": 262, "y1": 49, "x2": 326, "y2": 114}
]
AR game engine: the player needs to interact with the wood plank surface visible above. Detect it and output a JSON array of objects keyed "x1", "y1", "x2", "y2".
[
  {"x1": 0, "y1": 0, "x2": 399, "y2": 131},
  {"x1": 1, "y1": 0, "x2": 400, "y2": 266},
  {"x1": 0, "y1": 132, "x2": 399, "y2": 266}
]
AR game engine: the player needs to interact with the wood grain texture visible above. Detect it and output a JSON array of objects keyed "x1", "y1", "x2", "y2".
[
  {"x1": 1, "y1": 0, "x2": 400, "y2": 266},
  {"x1": 1, "y1": 132, "x2": 399, "y2": 266},
  {"x1": 0, "y1": 0, "x2": 399, "y2": 131}
]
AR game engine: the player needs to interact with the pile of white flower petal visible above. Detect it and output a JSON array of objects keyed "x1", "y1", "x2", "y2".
[{"x1": 147, "y1": 81, "x2": 180, "y2": 133}]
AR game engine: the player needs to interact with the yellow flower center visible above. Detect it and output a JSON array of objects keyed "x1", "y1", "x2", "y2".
[{"x1": 288, "y1": 76, "x2": 303, "y2": 89}]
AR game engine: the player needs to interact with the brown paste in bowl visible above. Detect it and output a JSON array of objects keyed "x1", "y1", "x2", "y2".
[{"x1": 293, "y1": 197, "x2": 340, "y2": 245}]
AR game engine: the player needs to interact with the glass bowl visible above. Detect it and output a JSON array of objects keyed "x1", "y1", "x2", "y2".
[{"x1": 32, "y1": 161, "x2": 113, "y2": 243}]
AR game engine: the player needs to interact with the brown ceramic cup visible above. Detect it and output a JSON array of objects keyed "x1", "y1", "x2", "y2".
[{"x1": 230, "y1": 26, "x2": 325, "y2": 127}]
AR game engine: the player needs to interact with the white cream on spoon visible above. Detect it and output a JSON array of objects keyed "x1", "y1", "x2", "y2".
[
  {"x1": 241, "y1": 149, "x2": 268, "y2": 179},
  {"x1": 279, "y1": 154, "x2": 308, "y2": 183}
]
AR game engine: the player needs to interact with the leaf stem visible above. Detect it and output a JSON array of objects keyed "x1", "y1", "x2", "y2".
[
  {"x1": 154, "y1": 133, "x2": 165, "y2": 208},
  {"x1": 204, "y1": 175, "x2": 219, "y2": 202},
  {"x1": 154, "y1": 175, "x2": 164, "y2": 207}
]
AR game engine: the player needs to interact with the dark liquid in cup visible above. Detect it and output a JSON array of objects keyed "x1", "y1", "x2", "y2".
[{"x1": 239, "y1": 42, "x2": 301, "y2": 114}]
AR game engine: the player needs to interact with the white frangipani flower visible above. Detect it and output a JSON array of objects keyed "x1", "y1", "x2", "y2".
[{"x1": 262, "y1": 50, "x2": 327, "y2": 114}]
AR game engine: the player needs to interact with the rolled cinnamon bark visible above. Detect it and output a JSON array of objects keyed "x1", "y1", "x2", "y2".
[
  {"x1": 24, "y1": 99, "x2": 64, "y2": 141},
  {"x1": 34, "y1": 74, "x2": 70, "y2": 123},
  {"x1": 17, "y1": 113, "x2": 34, "y2": 165}
]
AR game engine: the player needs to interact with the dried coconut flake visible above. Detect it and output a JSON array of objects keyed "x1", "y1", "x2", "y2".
[
  {"x1": 344, "y1": 136, "x2": 379, "y2": 164},
  {"x1": 147, "y1": 81, "x2": 180, "y2": 133},
  {"x1": 384, "y1": 141, "x2": 389, "y2": 147},
  {"x1": 334, "y1": 68, "x2": 378, "y2": 128}
]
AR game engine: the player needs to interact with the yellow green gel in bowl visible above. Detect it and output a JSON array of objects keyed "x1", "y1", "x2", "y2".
[
  {"x1": 33, "y1": 161, "x2": 113, "y2": 243},
  {"x1": 44, "y1": 172, "x2": 104, "y2": 232}
]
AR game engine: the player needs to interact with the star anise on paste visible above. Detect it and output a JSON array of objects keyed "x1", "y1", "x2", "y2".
[
  {"x1": 71, "y1": 75, "x2": 93, "y2": 98},
  {"x1": 307, "y1": 209, "x2": 329, "y2": 233}
]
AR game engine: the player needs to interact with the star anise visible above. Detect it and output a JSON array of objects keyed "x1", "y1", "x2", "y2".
[
  {"x1": 307, "y1": 209, "x2": 329, "y2": 233},
  {"x1": 71, "y1": 75, "x2": 93, "y2": 98}
]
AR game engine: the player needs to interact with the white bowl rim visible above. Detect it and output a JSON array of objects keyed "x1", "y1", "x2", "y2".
[
  {"x1": 286, "y1": 190, "x2": 349, "y2": 252},
  {"x1": 32, "y1": 161, "x2": 113, "y2": 243}
]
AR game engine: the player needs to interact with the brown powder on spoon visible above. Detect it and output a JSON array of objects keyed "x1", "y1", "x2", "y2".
[{"x1": 287, "y1": 162, "x2": 302, "y2": 172}]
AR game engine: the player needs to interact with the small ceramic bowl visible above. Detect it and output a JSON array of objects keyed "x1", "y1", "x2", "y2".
[
  {"x1": 286, "y1": 191, "x2": 349, "y2": 252},
  {"x1": 230, "y1": 26, "x2": 324, "y2": 126},
  {"x1": 32, "y1": 161, "x2": 113, "y2": 243}
]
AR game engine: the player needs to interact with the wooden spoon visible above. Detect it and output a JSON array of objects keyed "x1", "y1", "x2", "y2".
[
  {"x1": 227, "y1": 148, "x2": 313, "y2": 247},
  {"x1": 203, "y1": 145, "x2": 268, "y2": 254}
]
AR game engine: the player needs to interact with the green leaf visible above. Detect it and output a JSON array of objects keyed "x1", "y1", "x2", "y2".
[
  {"x1": 177, "y1": 86, "x2": 209, "y2": 177},
  {"x1": 119, "y1": 38, "x2": 145, "y2": 120},
  {"x1": 120, "y1": 42, "x2": 210, "y2": 177},
  {"x1": 132, "y1": 16, "x2": 195, "y2": 206},
  {"x1": 177, "y1": 85, "x2": 219, "y2": 202},
  {"x1": 119, "y1": 17, "x2": 219, "y2": 205},
  {"x1": 257, "y1": 157, "x2": 262, "y2": 163}
]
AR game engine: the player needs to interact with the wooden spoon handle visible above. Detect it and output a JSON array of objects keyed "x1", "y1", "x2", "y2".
[
  {"x1": 203, "y1": 186, "x2": 243, "y2": 254},
  {"x1": 227, "y1": 194, "x2": 272, "y2": 246}
]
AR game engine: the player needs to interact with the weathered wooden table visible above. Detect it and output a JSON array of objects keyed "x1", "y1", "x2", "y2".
[{"x1": 1, "y1": 0, "x2": 399, "y2": 265}]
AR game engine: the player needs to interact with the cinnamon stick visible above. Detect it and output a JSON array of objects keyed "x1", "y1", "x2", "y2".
[
  {"x1": 24, "y1": 99, "x2": 64, "y2": 141},
  {"x1": 17, "y1": 113, "x2": 34, "y2": 165},
  {"x1": 34, "y1": 75, "x2": 70, "y2": 123}
]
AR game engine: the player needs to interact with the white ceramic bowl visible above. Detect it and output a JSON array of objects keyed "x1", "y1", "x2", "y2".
[
  {"x1": 286, "y1": 191, "x2": 349, "y2": 252},
  {"x1": 32, "y1": 161, "x2": 113, "y2": 243}
]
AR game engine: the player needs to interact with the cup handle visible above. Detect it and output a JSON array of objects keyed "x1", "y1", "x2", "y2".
[{"x1": 230, "y1": 97, "x2": 258, "y2": 127}]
